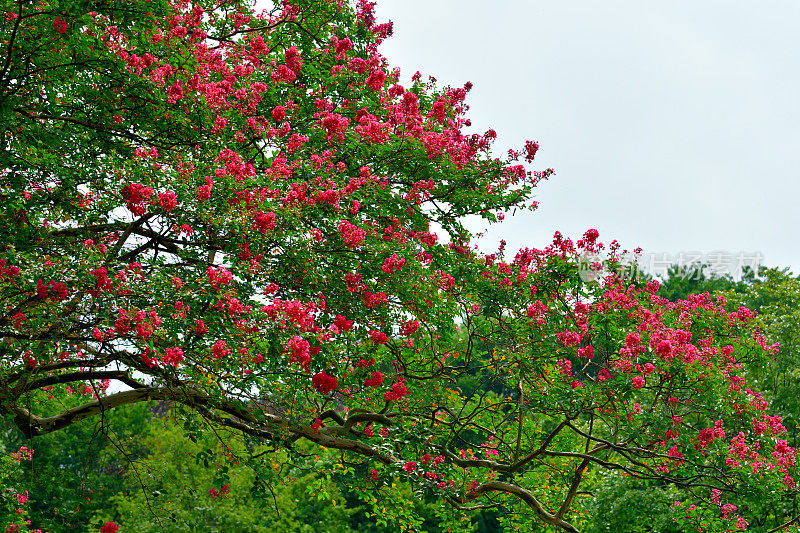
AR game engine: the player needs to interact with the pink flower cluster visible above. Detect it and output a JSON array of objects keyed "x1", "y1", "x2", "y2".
[
  {"x1": 209, "y1": 484, "x2": 231, "y2": 499},
  {"x1": 556, "y1": 330, "x2": 582, "y2": 347},
  {"x1": 333, "y1": 314, "x2": 354, "y2": 333},
  {"x1": 312, "y1": 371, "x2": 338, "y2": 394},
  {"x1": 381, "y1": 254, "x2": 405, "y2": 274},
  {"x1": 339, "y1": 220, "x2": 366, "y2": 248},
  {"x1": 364, "y1": 371, "x2": 383, "y2": 387},
  {"x1": 287, "y1": 336, "x2": 311, "y2": 370},
  {"x1": 52, "y1": 16, "x2": 68, "y2": 34},
  {"x1": 369, "y1": 330, "x2": 389, "y2": 344},
  {"x1": 556, "y1": 359, "x2": 572, "y2": 377},
  {"x1": 121, "y1": 183, "x2": 154, "y2": 216},
  {"x1": 252, "y1": 210, "x2": 277, "y2": 233},
  {"x1": 36, "y1": 279, "x2": 68, "y2": 301},
  {"x1": 206, "y1": 266, "x2": 233, "y2": 288},
  {"x1": 158, "y1": 190, "x2": 177, "y2": 211},
  {"x1": 384, "y1": 377, "x2": 409, "y2": 402},
  {"x1": 163, "y1": 347, "x2": 184, "y2": 366},
  {"x1": 196, "y1": 176, "x2": 214, "y2": 201},
  {"x1": 11, "y1": 446, "x2": 33, "y2": 462},
  {"x1": 399, "y1": 320, "x2": 419, "y2": 336},
  {"x1": 212, "y1": 340, "x2": 230, "y2": 359},
  {"x1": 0, "y1": 259, "x2": 20, "y2": 281}
]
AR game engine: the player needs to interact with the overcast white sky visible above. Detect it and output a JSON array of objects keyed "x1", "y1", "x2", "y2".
[{"x1": 374, "y1": 0, "x2": 800, "y2": 278}]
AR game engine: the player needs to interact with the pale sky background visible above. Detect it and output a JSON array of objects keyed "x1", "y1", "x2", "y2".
[{"x1": 374, "y1": 0, "x2": 800, "y2": 278}]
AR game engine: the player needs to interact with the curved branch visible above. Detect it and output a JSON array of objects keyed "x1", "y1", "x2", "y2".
[
  {"x1": 4, "y1": 384, "x2": 400, "y2": 468},
  {"x1": 15, "y1": 370, "x2": 146, "y2": 396},
  {"x1": 461, "y1": 481, "x2": 580, "y2": 533},
  {"x1": 7, "y1": 387, "x2": 171, "y2": 438}
]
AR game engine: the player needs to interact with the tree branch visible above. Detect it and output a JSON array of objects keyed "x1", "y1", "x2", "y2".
[{"x1": 461, "y1": 481, "x2": 580, "y2": 533}]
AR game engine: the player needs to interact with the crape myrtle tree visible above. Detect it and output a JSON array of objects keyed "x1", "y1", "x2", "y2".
[{"x1": 0, "y1": 0, "x2": 797, "y2": 530}]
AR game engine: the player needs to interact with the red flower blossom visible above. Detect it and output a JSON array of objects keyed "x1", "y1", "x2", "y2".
[
  {"x1": 53, "y1": 16, "x2": 68, "y2": 34},
  {"x1": 284, "y1": 45, "x2": 303, "y2": 73},
  {"x1": 163, "y1": 347, "x2": 184, "y2": 367},
  {"x1": 158, "y1": 190, "x2": 178, "y2": 211},
  {"x1": 212, "y1": 340, "x2": 230, "y2": 359},
  {"x1": 333, "y1": 314, "x2": 354, "y2": 333},
  {"x1": 312, "y1": 371, "x2": 338, "y2": 394},
  {"x1": 272, "y1": 106, "x2": 286, "y2": 122},
  {"x1": 339, "y1": 220, "x2": 366, "y2": 248},
  {"x1": 364, "y1": 371, "x2": 383, "y2": 387},
  {"x1": 524, "y1": 140, "x2": 539, "y2": 162},
  {"x1": 287, "y1": 336, "x2": 311, "y2": 370},
  {"x1": 252, "y1": 210, "x2": 276, "y2": 233},
  {"x1": 369, "y1": 331, "x2": 389, "y2": 344},
  {"x1": 382, "y1": 254, "x2": 405, "y2": 274},
  {"x1": 399, "y1": 320, "x2": 419, "y2": 336},
  {"x1": 121, "y1": 183, "x2": 154, "y2": 216},
  {"x1": 206, "y1": 266, "x2": 232, "y2": 288},
  {"x1": 576, "y1": 346, "x2": 594, "y2": 359},
  {"x1": 384, "y1": 377, "x2": 409, "y2": 402}
]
